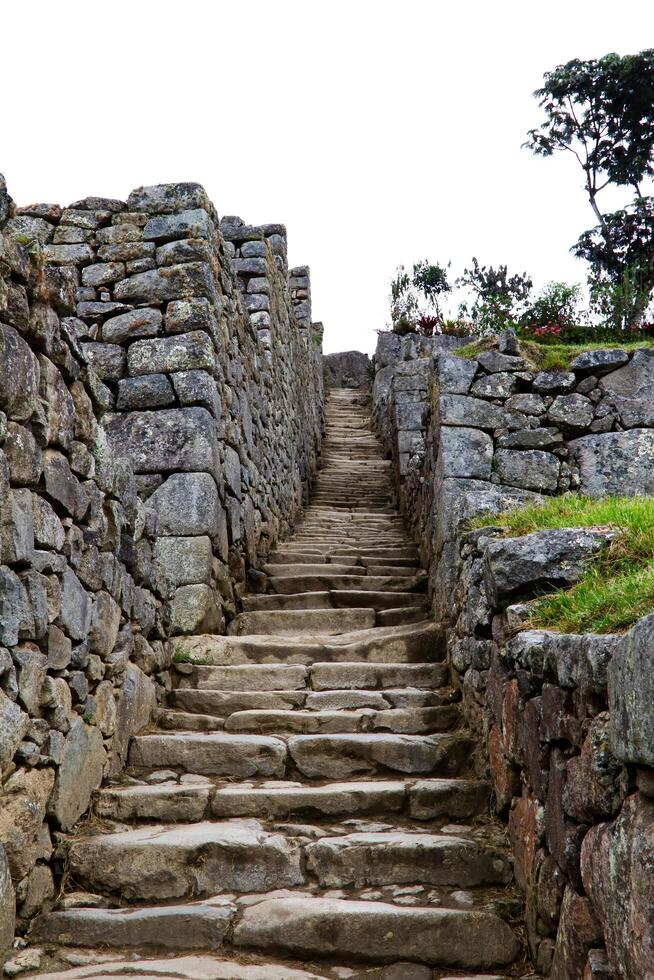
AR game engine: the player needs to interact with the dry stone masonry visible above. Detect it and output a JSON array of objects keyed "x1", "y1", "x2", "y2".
[
  {"x1": 0, "y1": 175, "x2": 324, "y2": 971},
  {"x1": 2, "y1": 162, "x2": 653, "y2": 977},
  {"x1": 373, "y1": 328, "x2": 654, "y2": 979},
  {"x1": 9, "y1": 386, "x2": 523, "y2": 978}
]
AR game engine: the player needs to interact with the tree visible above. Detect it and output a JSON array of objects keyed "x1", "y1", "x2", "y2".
[
  {"x1": 526, "y1": 51, "x2": 654, "y2": 326},
  {"x1": 388, "y1": 261, "x2": 451, "y2": 335},
  {"x1": 412, "y1": 260, "x2": 451, "y2": 320},
  {"x1": 525, "y1": 52, "x2": 654, "y2": 234}
]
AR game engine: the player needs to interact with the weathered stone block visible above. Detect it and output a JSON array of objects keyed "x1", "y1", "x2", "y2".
[
  {"x1": 471, "y1": 371, "x2": 517, "y2": 399},
  {"x1": 0, "y1": 323, "x2": 40, "y2": 421},
  {"x1": 494, "y1": 449, "x2": 559, "y2": 492},
  {"x1": 0, "y1": 843, "x2": 14, "y2": 957},
  {"x1": 105, "y1": 407, "x2": 218, "y2": 474},
  {"x1": 116, "y1": 374, "x2": 175, "y2": 410},
  {"x1": 113, "y1": 262, "x2": 216, "y2": 305},
  {"x1": 0, "y1": 767, "x2": 54, "y2": 879},
  {"x1": 437, "y1": 395, "x2": 504, "y2": 430},
  {"x1": 127, "y1": 331, "x2": 215, "y2": 376},
  {"x1": 102, "y1": 307, "x2": 162, "y2": 344},
  {"x1": 483, "y1": 528, "x2": 612, "y2": 605},
  {"x1": 143, "y1": 208, "x2": 213, "y2": 242},
  {"x1": 1, "y1": 489, "x2": 34, "y2": 564},
  {"x1": 438, "y1": 427, "x2": 493, "y2": 479},
  {"x1": 126, "y1": 182, "x2": 210, "y2": 214},
  {"x1": 569, "y1": 428, "x2": 654, "y2": 496},
  {"x1": 571, "y1": 348, "x2": 629, "y2": 375},
  {"x1": 145, "y1": 472, "x2": 220, "y2": 536},
  {"x1": 550, "y1": 887, "x2": 602, "y2": 980},
  {"x1": 548, "y1": 393, "x2": 594, "y2": 430},
  {"x1": 153, "y1": 536, "x2": 213, "y2": 594},
  {"x1": 58, "y1": 567, "x2": 92, "y2": 641},
  {"x1": 599, "y1": 348, "x2": 654, "y2": 426},
  {"x1": 38, "y1": 356, "x2": 75, "y2": 450},
  {"x1": 167, "y1": 584, "x2": 223, "y2": 635},
  {"x1": 48, "y1": 718, "x2": 105, "y2": 830},
  {"x1": 581, "y1": 793, "x2": 654, "y2": 980},
  {"x1": 110, "y1": 663, "x2": 156, "y2": 773},
  {"x1": 0, "y1": 689, "x2": 29, "y2": 768},
  {"x1": 608, "y1": 611, "x2": 654, "y2": 766}
]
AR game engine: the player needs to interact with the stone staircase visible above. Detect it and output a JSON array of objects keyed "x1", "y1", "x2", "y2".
[{"x1": 29, "y1": 389, "x2": 523, "y2": 979}]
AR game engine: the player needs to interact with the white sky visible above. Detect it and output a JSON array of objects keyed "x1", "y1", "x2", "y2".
[{"x1": 2, "y1": 0, "x2": 653, "y2": 354}]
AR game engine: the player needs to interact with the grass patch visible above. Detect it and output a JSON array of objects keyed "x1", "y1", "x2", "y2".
[
  {"x1": 519, "y1": 338, "x2": 654, "y2": 371},
  {"x1": 455, "y1": 338, "x2": 495, "y2": 360},
  {"x1": 471, "y1": 494, "x2": 654, "y2": 634},
  {"x1": 455, "y1": 336, "x2": 654, "y2": 371},
  {"x1": 170, "y1": 642, "x2": 213, "y2": 666}
]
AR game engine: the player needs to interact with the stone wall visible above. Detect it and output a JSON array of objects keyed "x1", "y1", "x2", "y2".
[
  {"x1": 323, "y1": 350, "x2": 372, "y2": 389},
  {"x1": 372, "y1": 328, "x2": 654, "y2": 978},
  {"x1": 0, "y1": 177, "x2": 323, "y2": 951}
]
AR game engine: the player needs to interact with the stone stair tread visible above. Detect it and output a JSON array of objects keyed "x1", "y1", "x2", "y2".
[
  {"x1": 240, "y1": 590, "x2": 428, "y2": 613},
  {"x1": 171, "y1": 686, "x2": 454, "y2": 714},
  {"x1": 221, "y1": 705, "x2": 459, "y2": 735},
  {"x1": 232, "y1": 895, "x2": 521, "y2": 967},
  {"x1": 30, "y1": 954, "x2": 329, "y2": 980},
  {"x1": 227, "y1": 608, "x2": 377, "y2": 636},
  {"x1": 304, "y1": 831, "x2": 512, "y2": 888},
  {"x1": 177, "y1": 620, "x2": 442, "y2": 666},
  {"x1": 31, "y1": 903, "x2": 236, "y2": 950},
  {"x1": 174, "y1": 661, "x2": 448, "y2": 693},
  {"x1": 66, "y1": 821, "x2": 305, "y2": 899},
  {"x1": 128, "y1": 733, "x2": 287, "y2": 776},
  {"x1": 96, "y1": 776, "x2": 489, "y2": 823},
  {"x1": 287, "y1": 733, "x2": 475, "y2": 780}
]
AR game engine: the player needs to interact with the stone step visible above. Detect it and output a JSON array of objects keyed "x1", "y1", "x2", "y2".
[
  {"x1": 96, "y1": 779, "x2": 215, "y2": 822},
  {"x1": 287, "y1": 733, "x2": 474, "y2": 779},
  {"x1": 304, "y1": 832, "x2": 512, "y2": 888},
  {"x1": 211, "y1": 777, "x2": 490, "y2": 821},
  {"x1": 66, "y1": 821, "x2": 305, "y2": 899},
  {"x1": 221, "y1": 704, "x2": 459, "y2": 735},
  {"x1": 242, "y1": 590, "x2": 425, "y2": 613},
  {"x1": 29, "y1": 954, "x2": 327, "y2": 980},
  {"x1": 32, "y1": 903, "x2": 236, "y2": 950},
  {"x1": 277, "y1": 545, "x2": 418, "y2": 560},
  {"x1": 232, "y1": 896, "x2": 521, "y2": 967},
  {"x1": 377, "y1": 606, "x2": 429, "y2": 627},
  {"x1": 309, "y1": 661, "x2": 448, "y2": 689},
  {"x1": 157, "y1": 709, "x2": 225, "y2": 731},
  {"x1": 267, "y1": 574, "x2": 426, "y2": 595},
  {"x1": 128, "y1": 733, "x2": 287, "y2": 776},
  {"x1": 171, "y1": 685, "x2": 452, "y2": 714},
  {"x1": 176, "y1": 664, "x2": 309, "y2": 691},
  {"x1": 262, "y1": 563, "x2": 367, "y2": 576},
  {"x1": 176, "y1": 621, "x2": 443, "y2": 666},
  {"x1": 227, "y1": 608, "x2": 377, "y2": 637},
  {"x1": 96, "y1": 777, "x2": 490, "y2": 823}
]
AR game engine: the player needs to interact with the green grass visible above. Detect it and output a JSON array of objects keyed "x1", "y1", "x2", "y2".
[
  {"x1": 171, "y1": 643, "x2": 213, "y2": 666},
  {"x1": 455, "y1": 337, "x2": 654, "y2": 370},
  {"x1": 471, "y1": 494, "x2": 654, "y2": 634}
]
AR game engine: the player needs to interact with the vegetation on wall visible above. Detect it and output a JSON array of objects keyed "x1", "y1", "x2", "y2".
[{"x1": 472, "y1": 494, "x2": 654, "y2": 634}]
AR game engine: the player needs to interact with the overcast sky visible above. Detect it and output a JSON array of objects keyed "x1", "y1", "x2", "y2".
[{"x1": 2, "y1": 1, "x2": 653, "y2": 353}]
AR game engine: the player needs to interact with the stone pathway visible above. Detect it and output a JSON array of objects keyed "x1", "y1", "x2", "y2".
[{"x1": 24, "y1": 389, "x2": 523, "y2": 979}]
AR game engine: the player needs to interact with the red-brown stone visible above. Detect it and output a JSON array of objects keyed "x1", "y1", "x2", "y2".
[
  {"x1": 488, "y1": 723, "x2": 520, "y2": 815},
  {"x1": 551, "y1": 887, "x2": 602, "y2": 980},
  {"x1": 508, "y1": 791, "x2": 543, "y2": 892},
  {"x1": 581, "y1": 792, "x2": 654, "y2": 979}
]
